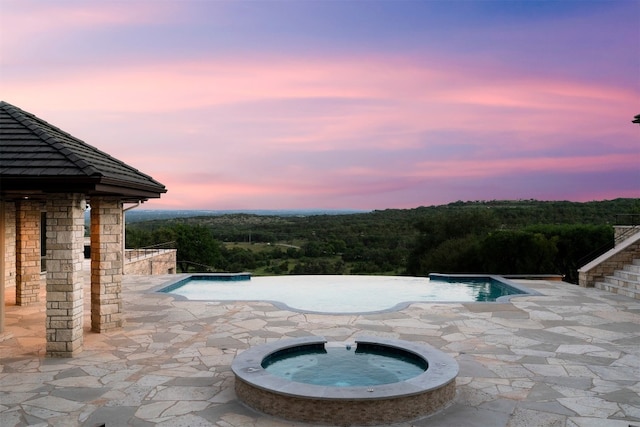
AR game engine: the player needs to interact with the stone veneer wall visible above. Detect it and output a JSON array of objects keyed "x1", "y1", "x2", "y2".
[
  {"x1": 16, "y1": 200, "x2": 42, "y2": 305},
  {"x1": 234, "y1": 378, "x2": 456, "y2": 426},
  {"x1": 124, "y1": 250, "x2": 176, "y2": 275},
  {"x1": 579, "y1": 240, "x2": 640, "y2": 288}
]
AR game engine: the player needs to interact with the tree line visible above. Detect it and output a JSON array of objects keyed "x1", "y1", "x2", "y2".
[{"x1": 125, "y1": 198, "x2": 639, "y2": 283}]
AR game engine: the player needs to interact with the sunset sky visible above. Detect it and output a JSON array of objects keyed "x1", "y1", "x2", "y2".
[{"x1": 2, "y1": 0, "x2": 638, "y2": 210}]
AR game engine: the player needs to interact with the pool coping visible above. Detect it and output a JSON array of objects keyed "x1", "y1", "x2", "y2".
[
  {"x1": 231, "y1": 335, "x2": 459, "y2": 401},
  {"x1": 153, "y1": 273, "x2": 543, "y2": 315}
]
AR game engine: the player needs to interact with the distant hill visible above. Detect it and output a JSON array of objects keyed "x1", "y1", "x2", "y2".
[
  {"x1": 122, "y1": 198, "x2": 639, "y2": 280},
  {"x1": 118, "y1": 209, "x2": 371, "y2": 223},
  {"x1": 113, "y1": 199, "x2": 640, "y2": 225}
]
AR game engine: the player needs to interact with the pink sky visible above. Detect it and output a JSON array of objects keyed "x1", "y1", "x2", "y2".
[{"x1": 1, "y1": 1, "x2": 638, "y2": 210}]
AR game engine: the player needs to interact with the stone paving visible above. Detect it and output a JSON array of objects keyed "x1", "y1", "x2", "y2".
[{"x1": 1, "y1": 273, "x2": 639, "y2": 427}]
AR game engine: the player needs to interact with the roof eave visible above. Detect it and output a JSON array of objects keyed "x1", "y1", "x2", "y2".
[{"x1": 0, "y1": 175, "x2": 166, "y2": 200}]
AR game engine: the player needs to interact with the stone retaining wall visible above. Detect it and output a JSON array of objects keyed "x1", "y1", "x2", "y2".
[
  {"x1": 579, "y1": 240, "x2": 640, "y2": 288},
  {"x1": 124, "y1": 250, "x2": 176, "y2": 275}
]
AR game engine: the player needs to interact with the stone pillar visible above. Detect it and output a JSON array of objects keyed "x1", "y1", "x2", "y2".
[
  {"x1": 1, "y1": 201, "x2": 16, "y2": 334},
  {"x1": 90, "y1": 198, "x2": 123, "y2": 332},
  {"x1": 16, "y1": 199, "x2": 42, "y2": 305},
  {"x1": 46, "y1": 194, "x2": 86, "y2": 357},
  {"x1": 3, "y1": 201, "x2": 16, "y2": 289}
]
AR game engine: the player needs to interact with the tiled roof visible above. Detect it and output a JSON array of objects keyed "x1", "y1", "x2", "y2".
[{"x1": 0, "y1": 101, "x2": 166, "y2": 201}]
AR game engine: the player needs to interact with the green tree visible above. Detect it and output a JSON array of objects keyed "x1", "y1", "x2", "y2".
[
  {"x1": 419, "y1": 235, "x2": 482, "y2": 274},
  {"x1": 478, "y1": 231, "x2": 557, "y2": 274},
  {"x1": 125, "y1": 227, "x2": 152, "y2": 248},
  {"x1": 407, "y1": 210, "x2": 498, "y2": 275},
  {"x1": 174, "y1": 224, "x2": 221, "y2": 272},
  {"x1": 523, "y1": 224, "x2": 613, "y2": 283},
  {"x1": 220, "y1": 247, "x2": 258, "y2": 272},
  {"x1": 125, "y1": 199, "x2": 634, "y2": 277}
]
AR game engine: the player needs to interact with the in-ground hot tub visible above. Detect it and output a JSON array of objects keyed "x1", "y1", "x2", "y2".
[{"x1": 231, "y1": 336, "x2": 458, "y2": 426}]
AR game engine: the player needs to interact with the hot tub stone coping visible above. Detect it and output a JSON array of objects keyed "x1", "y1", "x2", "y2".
[{"x1": 231, "y1": 336, "x2": 459, "y2": 401}]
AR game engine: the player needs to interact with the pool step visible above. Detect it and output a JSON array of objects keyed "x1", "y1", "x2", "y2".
[{"x1": 594, "y1": 258, "x2": 640, "y2": 300}]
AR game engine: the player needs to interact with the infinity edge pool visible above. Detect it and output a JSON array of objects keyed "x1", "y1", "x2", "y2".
[{"x1": 155, "y1": 273, "x2": 541, "y2": 314}]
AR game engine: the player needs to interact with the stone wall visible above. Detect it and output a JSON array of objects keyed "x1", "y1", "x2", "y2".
[
  {"x1": 579, "y1": 240, "x2": 640, "y2": 288},
  {"x1": 124, "y1": 250, "x2": 176, "y2": 275}
]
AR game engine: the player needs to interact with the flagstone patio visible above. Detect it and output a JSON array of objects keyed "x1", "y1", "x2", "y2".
[{"x1": 1, "y1": 272, "x2": 639, "y2": 426}]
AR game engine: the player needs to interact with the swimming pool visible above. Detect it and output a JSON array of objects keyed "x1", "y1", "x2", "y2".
[{"x1": 158, "y1": 273, "x2": 538, "y2": 314}]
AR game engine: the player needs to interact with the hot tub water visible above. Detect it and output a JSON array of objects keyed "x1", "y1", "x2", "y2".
[{"x1": 262, "y1": 344, "x2": 427, "y2": 387}]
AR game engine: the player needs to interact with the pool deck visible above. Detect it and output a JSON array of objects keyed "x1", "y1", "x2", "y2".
[{"x1": 1, "y1": 272, "x2": 639, "y2": 427}]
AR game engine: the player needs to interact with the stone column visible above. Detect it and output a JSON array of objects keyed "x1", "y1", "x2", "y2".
[
  {"x1": 3, "y1": 201, "x2": 16, "y2": 290},
  {"x1": 1, "y1": 201, "x2": 16, "y2": 334},
  {"x1": 90, "y1": 197, "x2": 123, "y2": 332},
  {"x1": 46, "y1": 194, "x2": 86, "y2": 357},
  {"x1": 16, "y1": 199, "x2": 42, "y2": 305}
]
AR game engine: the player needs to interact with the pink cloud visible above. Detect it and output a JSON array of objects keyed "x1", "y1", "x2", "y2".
[
  {"x1": 414, "y1": 153, "x2": 638, "y2": 179},
  {"x1": 150, "y1": 147, "x2": 638, "y2": 210},
  {"x1": 3, "y1": 53, "x2": 632, "y2": 148},
  {"x1": 0, "y1": 1, "x2": 180, "y2": 63},
  {"x1": 2, "y1": 3, "x2": 636, "y2": 211}
]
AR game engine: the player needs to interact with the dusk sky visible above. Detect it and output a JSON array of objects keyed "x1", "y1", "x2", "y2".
[{"x1": 2, "y1": 0, "x2": 639, "y2": 210}]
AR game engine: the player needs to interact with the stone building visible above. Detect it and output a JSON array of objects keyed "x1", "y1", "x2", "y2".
[{"x1": 0, "y1": 101, "x2": 166, "y2": 357}]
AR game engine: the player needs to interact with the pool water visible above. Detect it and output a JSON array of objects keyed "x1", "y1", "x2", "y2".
[
  {"x1": 160, "y1": 274, "x2": 530, "y2": 313},
  {"x1": 262, "y1": 345, "x2": 427, "y2": 387}
]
